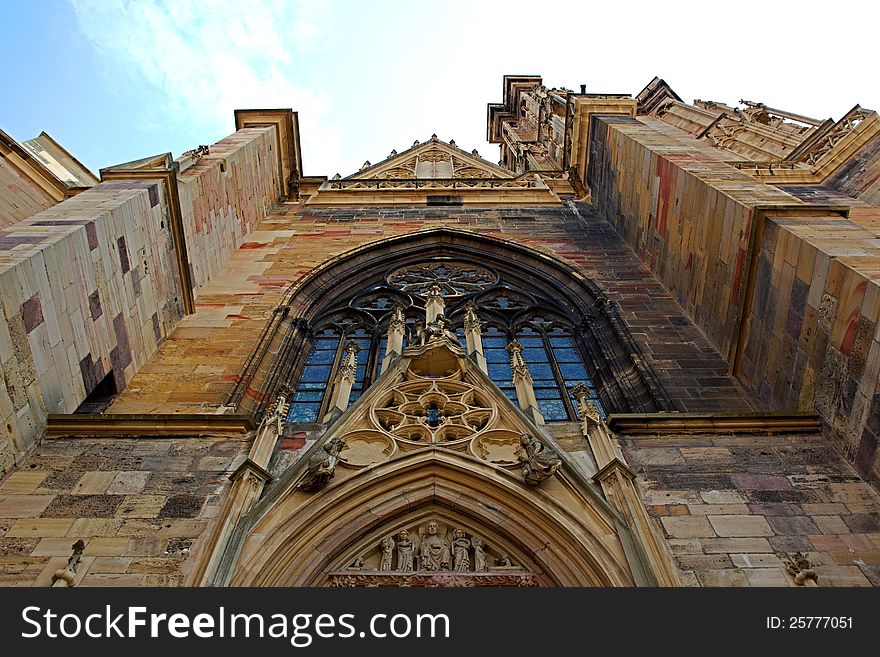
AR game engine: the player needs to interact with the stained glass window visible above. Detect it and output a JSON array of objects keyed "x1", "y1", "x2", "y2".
[{"x1": 287, "y1": 260, "x2": 605, "y2": 423}]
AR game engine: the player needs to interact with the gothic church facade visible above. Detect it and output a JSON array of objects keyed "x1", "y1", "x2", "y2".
[{"x1": 1, "y1": 76, "x2": 880, "y2": 586}]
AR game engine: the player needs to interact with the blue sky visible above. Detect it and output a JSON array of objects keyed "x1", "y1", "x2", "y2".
[{"x1": 3, "y1": 0, "x2": 879, "y2": 177}]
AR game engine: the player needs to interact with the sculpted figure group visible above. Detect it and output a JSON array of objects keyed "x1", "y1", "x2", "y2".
[{"x1": 366, "y1": 520, "x2": 511, "y2": 573}]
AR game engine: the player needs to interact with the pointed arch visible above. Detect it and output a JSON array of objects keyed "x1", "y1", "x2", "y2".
[
  {"x1": 215, "y1": 449, "x2": 637, "y2": 587},
  {"x1": 224, "y1": 228, "x2": 675, "y2": 420}
]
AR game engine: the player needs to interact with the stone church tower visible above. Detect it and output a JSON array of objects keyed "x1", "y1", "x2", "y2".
[{"x1": 1, "y1": 76, "x2": 880, "y2": 587}]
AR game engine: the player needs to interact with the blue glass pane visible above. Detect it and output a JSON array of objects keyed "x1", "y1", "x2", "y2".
[
  {"x1": 534, "y1": 387, "x2": 562, "y2": 399},
  {"x1": 298, "y1": 382, "x2": 326, "y2": 390},
  {"x1": 482, "y1": 338, "x2": 508, "y2": 348},
  {"x1": 307, "y1": 349, "x2": 337, "y2": 364},
  {"x1": 484, "y1": 349, "x2": 509, "y2": 362},
  {"x1": 293, "y1": 390, "x2": 323, "y2": 402},
  {"x1": 538, "y1": 399, "x2": 568, "y2": 421},
  {"x1": 522, "y1": 347, "x2": 548, "y2": 362},
  {"x1": 488, "y1": 363, "x2": 512, "y2": 379},
  {"x1": 300, "y1": 365, "x2": 332, "y2": 382},
  {"x1": 516, "y1": 337, "x2": 543, "y2": 347},
  {"x1": 528, "y1": 362, "x2": 554, "y2": 379},
  {"x1": 501, "y1": 389, "x2": 518, "y2": 401},
  {"x1": 313, "y1": 338, "x2": 340, "y2": 349},
  {"x1": 552, "y1": 348, "x2": 582, "y2": 363},
  {"x1": 559, "y1": 362, "x2": 589, "y2": 379},
  {"x1": 287, "y1": 402, "x2": 320, "y2": 423},
  {"x1": 549, "y1": 337, "x2": 576, "y2": 348}
]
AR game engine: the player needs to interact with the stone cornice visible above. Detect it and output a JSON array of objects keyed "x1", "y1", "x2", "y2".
[
  {"x1": 46, "y1": 413, "x2": 255, "y2": 438},
  {"x1": 605, "y1": 411, "x2": 821, "y2": 435}
]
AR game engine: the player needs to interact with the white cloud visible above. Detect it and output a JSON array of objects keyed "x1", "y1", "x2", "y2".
[{"x1": 71, "y1": 0, "x2": 342, "y2": 172}]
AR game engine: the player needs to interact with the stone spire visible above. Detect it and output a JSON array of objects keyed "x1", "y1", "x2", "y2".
[
  {"x1": 425, "y1": 283, "x2": 445, "y2": 324},
  {"x1": 323, "y1": 341, "x2": 360, "y2": 422},
  {"x1": 463, "y1": 301, "x2": 488, "y2": 374},
  {"x1": 506, "y1": 339, "x2": 544, "y2": 425},
  {"x1": 382, "y1": 303, "x2": 407, "y2": 371}
]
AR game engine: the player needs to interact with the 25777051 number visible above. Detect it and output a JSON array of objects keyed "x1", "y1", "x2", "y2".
[{"x1": 766, "y1": 617, "x2": 853, "y2": 629}]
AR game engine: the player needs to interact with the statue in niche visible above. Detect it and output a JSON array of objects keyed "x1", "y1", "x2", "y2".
[
  {"x1": 411, "y1": 320, "x2": 426, "y2": 347},
  {"x1": 452, "y1": 528, "x2": 471, "y2": 572},
  {"x1": 297, "y1": 437, "x2": 345, "y2": 491},
  {"x1": 396, "y1": 529, "x2": 415, "y2": 571},
  {"x1": 349, "y1": 556, "x2": 364, "y2": 570},
  {"x1": 518, "y1": 433, "x2": 561, "y2": 486},
  {"x1": 379, "y1": 537, "x2": 395, "y2": 572},
  {"x1": 418, "y1": 520, "x2": 451, "y2": 571},
  {"x1": 472, "y1": 537, "x2": 488, "y2": 572}
]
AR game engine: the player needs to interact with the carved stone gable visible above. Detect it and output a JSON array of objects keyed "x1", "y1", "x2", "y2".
[{"x1": 345, "y1": 136, "x2": 513, "y2": 180}]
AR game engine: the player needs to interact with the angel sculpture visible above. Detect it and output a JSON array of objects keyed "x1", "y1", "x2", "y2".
[
  {"x1": 379, "y1": 536, "x2": 395, "y2": 571},
  {"x1": 452, "y1": 528, "x2": 471, "y2": 572},
  {"x1": 472, "y1": 536, "x2": 488, "y2": 572},
  {"x1": 396, "y1": 529, "x2": 415, "y2": 571}
]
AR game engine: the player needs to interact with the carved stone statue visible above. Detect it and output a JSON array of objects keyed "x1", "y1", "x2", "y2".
[
  {"x1": 411, "y1": 319, "x2": 426, "y2": 347},
  {"x1": 472, "y1": 537, "x2": 488, "y2": 572},
  {"x1": 781, "y1": 551, "x2": 819, "y2": 586},
  {"x1": 297, "y1": 437, "x2": 345, "y2": 491},
  {"x1": 419, "y1": 520, "x2": 451, "y2": 571},
  {"x1": 396, "y1": 529, "x2": 414, "y2": 571},
  {"x1": 379, "y1": 537, "x2": 395, "y2": 571},
  {"x1": 424, "y1": 315, "x2": 458, "y2": 344},
  {"x1": 518, "y1": 433, "x2": 561, "y2": 485},
  {"x1": 452, "y1": 528, "x2": 471, "y2": 572}
]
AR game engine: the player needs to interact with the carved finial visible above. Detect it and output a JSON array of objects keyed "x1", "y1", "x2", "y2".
[
  {"x1": 413, "y1": 139, "x2": 420, "y2": 148},
  {"x1": 463, "y1": 301, "x2": 481, "y2": 332},
  {"x1": 297, "y1": 437, "x2": 345, "y2": 492},
  {"x1": 268, "y1": 384, "x2": 292, "y2": 425},
  {"x1": 360, "y1": 160, "x2": 371, "y2": 170},
  {"x1": 518, "y1": 434, "x2": 561, "y2": 485},
  {"x1": 780, "y1": 551, "x2": 819, "y2": 586},
  {"x1": 471, "y1": 149, "x2": 479, "y2": 156},
  {"x1": 332, "y1": 172, "x2": 341, "y2": 180},
  {"x1": 338, "y1": 341, "x2": 361, "y2": 380},
  {"x1": 571, "y1": 384, "x2": 601, "y2": 426},
  {"x1": 388, "y1": 149, "x2": 397, "y2": 158},
  {"x1": 506, "y1": 339, "x2": 527, "y2": 370},
  {"x1": 430, "y1": 133, "x2": 438, "y2": 140},
  {"x1": 449, "y1": 139, "x2": 456, "y2": 147},
  {"x1": 52, "y1": 539, "x2": 85, "y2": 587}
]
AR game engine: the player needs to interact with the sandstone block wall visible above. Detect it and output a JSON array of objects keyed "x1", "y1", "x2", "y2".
[
  {"x1": 588, "y1": 114, "x2": 880, "y2": 489},
  {"x1": 0, "y1": 126, "x2": 282, "y2": 472},
  {"x1": 107, "y1": 203, "x2": 755, "y2": 415},
  {"x1": 0, "y1": 435, "x2": 249, "y2": 586},
  {"x1": 623, "y1": 430, "x2": 880, "y2": 586}
]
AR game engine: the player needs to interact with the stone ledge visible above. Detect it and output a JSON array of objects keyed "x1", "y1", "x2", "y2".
[
  {"x1": 45, "y1": 414, "x2": 255, "y2": 439},
  {"x1": 607, "y1": 412, "x2": 821, "y2": 435}
]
